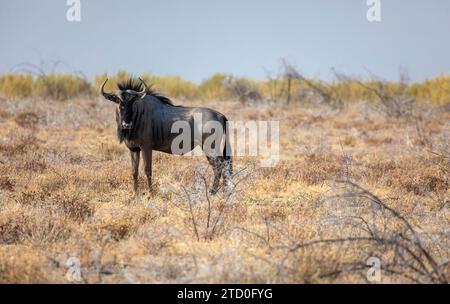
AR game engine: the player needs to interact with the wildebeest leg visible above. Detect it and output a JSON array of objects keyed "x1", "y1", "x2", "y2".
[
  {"x1": 206, "y1": 155, "x2": 222, "y2": 195},
  {"x1": 142, "y1": 146, "x2": 153, "y2": 195},
  {"x1": 130, "y1": 150, "x2": 140, "y2": 195}
]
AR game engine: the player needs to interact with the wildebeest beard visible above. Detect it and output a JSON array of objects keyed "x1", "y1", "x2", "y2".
[
  {"x1": 117, "y1": 106, "x2": 138, "y2": 143},
  {"x1": 117, "y1": 125, "x2": 135, "y2": 143}
]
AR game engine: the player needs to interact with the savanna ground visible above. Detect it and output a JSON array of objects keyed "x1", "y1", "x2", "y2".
[{"x1": 0, "y1": 92, "x2": 448, "y2": 283}]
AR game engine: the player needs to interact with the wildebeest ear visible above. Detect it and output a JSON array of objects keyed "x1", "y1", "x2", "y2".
[
  {"x1": 103, "y1": 92, "x2": 121, "y2": 104},
  {"x1": 136, "y1": 91, "x2": 146, "y2": 99},
  {"x1": 100, "y1": 79, "x2": 121, "y2": 104}
]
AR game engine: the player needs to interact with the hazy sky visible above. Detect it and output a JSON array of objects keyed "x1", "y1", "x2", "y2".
[{"x1": 0, "y1": 0, "x2": 449, "y2": 82}]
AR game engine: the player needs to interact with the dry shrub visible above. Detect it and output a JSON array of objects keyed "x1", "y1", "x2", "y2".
[
  {"x1": 410, "y1": 112, "x2": 434, "y2": 148},
  {"x1": 93, "y1": 206, "x2": 156, "y2": 241},
  {"x1": 0, "y1": 132, "x2": 41, "y2": 155},
  {"x1": 177, "y1": 166, "x2": 250, "y2": 241},
  {"x1": 14, "y1": 111, "x2": 41, "y2": 129},
  {"x1": 356, "y1": 76, "x2": 415, "y2": 118},
  {"x1": 298, "y1": 153, "x2": 345, "y2": 185},
  {"x1": 0, "y1": 207, "x2": 72, "y2": 245},
  {"x1": 15, "y1": 187, "x2": 93, "y2": 222},
  {"x1": 52, "y1": 192, "x2": 94, "y2": 222},
  {"x1": 258, "y1": 165, "x2": 292, "y2": 190},
  {"x1": 0, "y1": 176, "x2": 15, "y2": 191},
  {"x1": 342, "y1": 135, "x2": 357, "y2": 147},
  {"x1": 284, "y1": 112, "x2": 325, "y2": 128},
  {"x1": 252, "y1": 181, "x2": 449, "y2": 283},
  {"x1": 364, "y1": 135, "x2": 393, "y2": 145},
  {"x1": 365, "y1": 159, "x2": 448, "y2": 195},
  {"x1": 34, "y1": 172, "x2": 67, "y2": 193},
  {"x1": 134, "y1": 222, "x2": 177, "y2": 254},
  {"x1": 0, "y1": 109, "x2": 11, "y2": 121},
  {"x1": 99, "y1": 143, "x2": 124, "y2": 161},
  {"x1": 332, "y1": 118, "x2": 394, "y2": 133},
  {"x1": 224, "y1": 76, "x2": 262, "y2": 104},
  {"x1": 15, "y1": 188, "x2": 49, "y2": 205},
  {"x1": 402, "y1": 175, "x2": 448, "y2": 196},
  {"x1": 265, "y1": 206, "x2": 289, "y2": 221},
  {"x1": 364, "y1": 161, "x2": 397, "y2": 183},
  {"x1": 0, "y1": 246, "x2": 56, "y2": 283},
  {"x1": 22, "y1": 152, "x2": 48, "y2": 173},
  {"x1": 94, "y1": 220, "x2": 133, "y2": 242}
]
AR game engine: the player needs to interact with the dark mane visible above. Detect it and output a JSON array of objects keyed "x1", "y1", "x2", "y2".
[{"x1": 117, "y1": 77, "x2": 175, "y2": 106}]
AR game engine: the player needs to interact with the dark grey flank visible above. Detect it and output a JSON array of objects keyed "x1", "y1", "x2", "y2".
[{"x1": 101, "y1": 78, "x2": 232, "y2": 195}]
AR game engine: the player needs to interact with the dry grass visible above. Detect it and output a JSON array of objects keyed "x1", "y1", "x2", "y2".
[{"x1": 0, "y1": 96, "x2": 448, "y2": 283}]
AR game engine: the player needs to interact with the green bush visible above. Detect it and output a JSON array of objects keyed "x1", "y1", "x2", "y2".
[
  {"x1": 198, "y1": 73, "x2": 230, "y2": 100},
  {"x1": 0, "y1": 73, "x2": 91, "y2": 100},
  {"x1": 34, "y1": 74, "x2": 92, "y2": 100},
  {"x1": 0, "y1": 74, "x2": 34, "y2": 98},
  {"x1": 0, "y1": 71, "x2": 449, "y2": 105}
]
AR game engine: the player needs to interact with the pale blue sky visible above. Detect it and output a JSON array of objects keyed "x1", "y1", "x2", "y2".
[{"x1": 0, "y1": 0, "x2": 449, "y2": 82}]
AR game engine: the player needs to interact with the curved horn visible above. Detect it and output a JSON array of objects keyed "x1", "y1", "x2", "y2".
[
  {"x1": 100, "y1": 78, "x2": 108, "y2": 95},
  {"x1": 100, "y1": 78, "x2": 120, "y2": 103},
  {"x1": 138, "y1": 78, "x2": 149, "y2": 97}
]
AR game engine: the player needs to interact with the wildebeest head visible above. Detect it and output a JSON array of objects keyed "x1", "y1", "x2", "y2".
[{"x1": 100, "y1": 78, "x2": 148, "y2": 130}]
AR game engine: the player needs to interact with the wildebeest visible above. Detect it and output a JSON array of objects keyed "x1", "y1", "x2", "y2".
[{"x1": 101, "y1": 77, "x2": 232, "y2": 196}]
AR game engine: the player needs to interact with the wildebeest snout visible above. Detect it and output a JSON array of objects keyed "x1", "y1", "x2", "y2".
[{"x1": 121, "y1": 121, "x2": 133, "y2": 129}]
